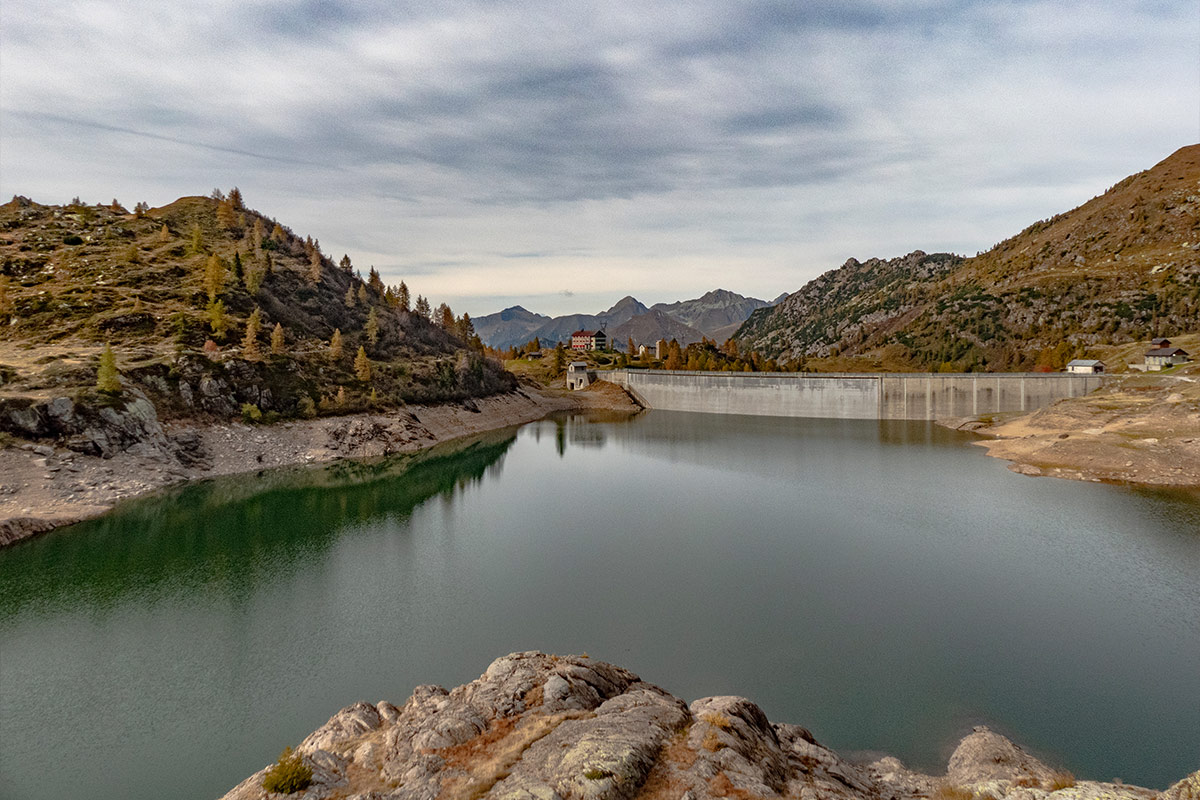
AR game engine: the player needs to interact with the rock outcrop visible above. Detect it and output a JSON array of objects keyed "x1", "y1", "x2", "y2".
[{"x1": 220, "y1": 652, "x2": 1174, "y2": 800}]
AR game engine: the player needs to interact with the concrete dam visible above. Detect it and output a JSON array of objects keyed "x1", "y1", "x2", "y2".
[{"x1": 602, "y1": 370, "x2": 1105, "y2": 420}]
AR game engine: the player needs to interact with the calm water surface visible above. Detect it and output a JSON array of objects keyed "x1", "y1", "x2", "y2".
[{"x1": 1, "y1": 411, "x2": 1198, "y2": 800}]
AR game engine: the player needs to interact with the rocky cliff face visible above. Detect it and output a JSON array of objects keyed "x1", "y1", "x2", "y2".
[{"x1": 221, "y1": 652, "x2": 1188, "y2": 800}]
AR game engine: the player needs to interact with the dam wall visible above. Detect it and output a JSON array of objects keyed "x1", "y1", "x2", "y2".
[{"x1": 603, "y1": 370, "x2": 1105, "y2": 420}]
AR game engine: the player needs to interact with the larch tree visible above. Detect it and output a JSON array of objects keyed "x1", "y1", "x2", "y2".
[
  {"x1": 354, "y1": 346, "x2": 372, "y2": 382},
  {"x1": 216, "y1": 198, "x2": 236, "y2": 229},
  {"x1": 367, "y1": 267, "x2": 384, "y2": 295},
  {"x1": 628, "y1": 336, "x2": 636, "y2": 356},
  {"x1": 438, "y1": 303, "x2": 454, "y2": 330},
  {"x1": 357, "y1": 284, "x2": 369, "y2": 305},
  {"x1": 96, "y1": 344, "x2": 121, "y2": 394},
  {"x1": 252, "y1": 218, "x2": 265, "y2": 250},
  {"x1": 270, "y1": 222, "x2": 285, "y2": 243},
  {"x1": 339, "y1": 254, "x2": 353, "y2": 273},
  {"x1": 344, "y1": 286, "x2": 357, "y2": 308},
  {"x1": 207, "y1": 299, "x2": 229, "y2": 338},
  {"x1": 228, "y1": 186, "x2": 244, "y2": 210},
  {"x1": 271, "y1": 322, "x2": 286, "y2": 355},
  {"x1": 158, "y1": 223, "x2": 171, "y2": 244},
  {"x1": 188, "y1": 223, "x2": 204, "y2": 255},
  {"x1": 329, "y1": 328, "x2": 344, "y2": 361},
  {"x1": 242, "y1": 307, "x2": 263, "y2": 358},
  {"x1": 366, "y1": 307, "x2": 380, "y2": 347},
  {"x1": 307, "y1": 251, "x2": 322, "y2": 284},
  {"x1": 204, "y1": 254, "x2": 226, "y2": 301}
]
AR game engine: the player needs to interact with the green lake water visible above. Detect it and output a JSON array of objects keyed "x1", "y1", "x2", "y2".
[{"x1": 0, "y1": 411, "x2": 1197, "y2": 799}]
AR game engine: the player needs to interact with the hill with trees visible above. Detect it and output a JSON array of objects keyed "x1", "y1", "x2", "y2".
[
  {"x1": 0, "y1": 190, "x2": 513, "y2": 427},
  {"x1": 737, "y1": 145, "x2": 1200, "y2": 371}
]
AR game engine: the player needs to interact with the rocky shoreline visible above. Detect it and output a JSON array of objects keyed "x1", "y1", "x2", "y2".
[
  {"x1": 939, "y1": 372, "x2": 1200, "y2": 490},
  {"x1": 220, "y1": 651, "x2": 1196, "y2": 800},
  {"x1": 0, "y1": 382, "x2": 640, "y2": 547}
]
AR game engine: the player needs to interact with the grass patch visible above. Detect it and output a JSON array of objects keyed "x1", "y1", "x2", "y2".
[
  {"x1": 930, "y1": 784, "x2": 974, "y2": 800},
  {"x1": 1047, "y1": 770, "x2": 1076, "y2": 791},
  {"x1": 261, "y1": 747, "x2": 312, "y2": 794}
]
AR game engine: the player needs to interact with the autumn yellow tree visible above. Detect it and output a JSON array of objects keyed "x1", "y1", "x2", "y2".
[
  {"x1": 242, "y1": 307, "x2": 262, "y2": 358},
  {"x1": 344, "y1": 286, "x2": 356, "y2": 307},
  {"x1": 271, "y1": 322, "x2": 286, "y2": 355},
  {"x1": 96, "y1": 344, "x2": 121, "y2": 394},
  {"x1": 329, "y1": 328, "x2": 343, "y2": 361},
  {"x1": 354, "y1": 346, "x2": 371, "y2": 381},
  {"x1": 204, "y1": 254, "x2": 226, "y2": 301},
  {"x1": 365, "y1": 307, "x2": 379, "y2": 347},
  {"x1": 307, "y1": 251, "x2": 322, "y2": 284},
  {"x1": 208, "y1": 299, "x2": 228, "y2": 338}
]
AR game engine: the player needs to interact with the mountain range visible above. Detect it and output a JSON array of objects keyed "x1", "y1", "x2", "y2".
[
  {"x1": 736, "y1": 144, "x2": 1200, "y2": 370},
  {"x1": 478, "y1": 289, "x2": 778, "y2": 351}
]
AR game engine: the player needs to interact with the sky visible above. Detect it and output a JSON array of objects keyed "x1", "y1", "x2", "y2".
[{"x1": 2, "y1": 1, "x2": 1197, "y2": 318}]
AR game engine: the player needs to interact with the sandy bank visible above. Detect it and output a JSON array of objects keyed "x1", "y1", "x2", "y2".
[
  {"x1": 941, "y1": 372, "x2": 1200, "y2": 489},
  {"x1": 0, "y1": 382, "x2": 641, "y2": 547}
]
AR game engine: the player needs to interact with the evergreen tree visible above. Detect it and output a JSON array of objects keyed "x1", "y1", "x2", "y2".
[
  {"x1": 628, "y1": 336, "x2": 636, "y2": 356},
  {"x1": 398, "y1": 281, "x2": 410, "y2": 312},
  {"x1": 366, "y1": 307, "x2": 380, "y2": 347},
  {"x1": 339, "y1": 254, "x2": 353, "y2": 273},
  {"x1": 354, "y1": 346, "x2": 372, "y2": 381},
  {"x1": 96, "y1": 343, "x2": 121, "y2": 394},
  {"x1": 228, "y1": 186, "x2": 244, "y2": 210},
  {"x1": 367, "y1": 266, "x2": 384, "y2": 295},
  {"x1": 242, "y1": 307, "x2": 262, "y2": 358},
  {"x1": 271, "y1": 322, "x2": 286, "y2": 355},
  {"x1": 204, "y1": 254, "x2": 226, "y2": 301},
  {"x1": 329, "y1": 328, "x2": 343, "y2": 361},
  {"x1": 553, "y1": 342, "x2": 566, "y2": 375},
  {"x1": 415, "y1": 295, "x2": 431, "y2": 319},
  {"x1": 232, "y1": 251, "x2": 244, "y2": 283}
]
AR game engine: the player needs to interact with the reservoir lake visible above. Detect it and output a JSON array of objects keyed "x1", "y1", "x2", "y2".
[{"x1": 1, "y1": 410, "x2": 1198, "y2": 800}]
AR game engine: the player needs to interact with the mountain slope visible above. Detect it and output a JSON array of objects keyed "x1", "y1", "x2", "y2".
[
  {"x1": 473, "y1": 305, "x2": 551, "y2": 350},
  {"x1": 610, "y1": 308, "x2": 706, "y2": 348},
  {"x1": 0, "y1": 193, "x2": 513, "y2": 418},
  {"x1": 738, "y1": 145, "x2": 1200, "y2": 370}
]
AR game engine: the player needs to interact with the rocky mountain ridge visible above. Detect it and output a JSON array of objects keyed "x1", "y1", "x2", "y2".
[
  {"x1": 737, "y1": 145, "x2": 1200, "y2": 370},
  {"x1": 220, "y1": 652, "x2": 1194, "y2": 800},
  {"x1": 480, "y1": 290, "x2": 774, "y2": 351}
]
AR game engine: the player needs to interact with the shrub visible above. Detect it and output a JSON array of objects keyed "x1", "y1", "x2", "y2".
[
  {"x1": 1047, "y1": 770, "x2": 1076, "y2": 791},
  {"x1": 241, "y1": 403, "x2": 262, "y2": 423},
  {"x1": 63, "y1": 235, "x2": 83, "y2": 246},
  {"x1": 261, "y1": 746, "x2": 311, "y2": 794},
  {"x1": 700, "y1": 712, "x2": 732, "y2": 730},
  {"x1": 583, "y1": 768, "x2": 612, "y2": 780}
]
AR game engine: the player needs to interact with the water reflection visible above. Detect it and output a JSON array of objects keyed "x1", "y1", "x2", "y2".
[{"x1": 0, "y1": 431, "x2": 517, "y2": 617}]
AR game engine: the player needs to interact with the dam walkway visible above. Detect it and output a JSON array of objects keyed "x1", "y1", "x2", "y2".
[{"x1": 601, "y1": 369, "x2": 1105, "y2": 420}]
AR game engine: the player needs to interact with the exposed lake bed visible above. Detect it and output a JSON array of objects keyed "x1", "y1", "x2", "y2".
[{"x1": 1, "y1": 410, "x2": 1197, "y2": 800}]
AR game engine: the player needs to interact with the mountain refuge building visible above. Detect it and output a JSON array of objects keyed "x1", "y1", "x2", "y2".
[{"x1": 570, "y1": 330, "x2": 608, "y2": 351}]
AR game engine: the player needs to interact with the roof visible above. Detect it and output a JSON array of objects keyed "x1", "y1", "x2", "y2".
[
  {"x1": 571, "y1": 330, "x2": 595, "y2": 337},
  {"x1": 1067, "y1": 359, "x2": 1104, "y2": 366},
  {"x1": 569, "y1": 361, "x2": 588, "y2": 368},
  {"x1": 1151, "y1": 338, "x2": 1172, "y2": 344},
  {"x1": 1145, "y1": 348, "x2": 1189, "y2": 357}
]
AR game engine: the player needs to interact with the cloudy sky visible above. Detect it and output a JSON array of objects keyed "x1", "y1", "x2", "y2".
[{"x1": 1, "y1": 1, "x2": 1196, "y2": 317}]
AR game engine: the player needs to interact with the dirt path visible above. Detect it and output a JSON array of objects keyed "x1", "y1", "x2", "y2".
[{"x1": 0, "y1": 382, "x2": 641, "y2": 547}]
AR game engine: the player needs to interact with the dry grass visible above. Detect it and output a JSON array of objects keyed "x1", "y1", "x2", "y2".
[
  {"x1": 436, "y1": 711, "x2": 591, "y2": 800},
  {"x1": 700, "y1": 712, "x2": 733, "y2": 730},
  {"x1": 1047, "y1": 770, "x2": 1076, "y2": 791},
  {"x1": 929, "y1": 783, "x2": 975, "y2": 800}
]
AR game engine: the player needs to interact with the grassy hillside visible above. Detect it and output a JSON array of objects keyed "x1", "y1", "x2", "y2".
[
  {"x1": 738, "y1": 145, "x2": 1200, "y2": 371},
  {"x1": 0, "y1": 191, "x2": 513, "y2": 418}
]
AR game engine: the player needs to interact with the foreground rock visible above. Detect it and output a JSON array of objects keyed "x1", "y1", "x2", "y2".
[{"x1": 222, "y1": 652, "x2": 1184, "y2": 800}]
